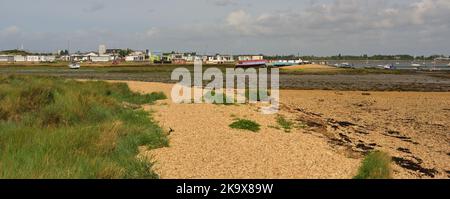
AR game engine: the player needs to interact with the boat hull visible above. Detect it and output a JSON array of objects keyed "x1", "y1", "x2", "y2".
[
  {"x1": 68, "y1": 63, "x2": 80, "y2": 69},
  {"x1": 235, "y1": 60, "x2": 268, "y2": 68}
]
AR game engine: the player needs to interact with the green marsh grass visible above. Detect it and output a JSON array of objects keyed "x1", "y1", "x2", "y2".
[
  {"x1": 0, "y1": 75, "x2": 167, "y2": 179},
  {"x1": 354, "y1": 151, "x2": 392, "y2": 179}
]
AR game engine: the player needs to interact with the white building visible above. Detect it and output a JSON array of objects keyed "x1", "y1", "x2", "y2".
[
  {"x1": 14, "y1": 55, "x2": 26, "y2": 62},
  {"x1": 91, "y1": 55, "x2": 112, "y2": 62},
  {"x1": 0, "y1": 55, "x2": 14, "y2": 62},
  {"x1": 39, "y1": 55, "x2": 56, "y2": 62},
  {"x1": 182, "y1": 53, "x2": 197, "y2": 62},
  {"x1": 99, "y1": 45, "x2": 106, "y2": 55},
  {"x1": 58, "y1": 55, "x2": 71, "y2": 61},
  {"x1": 204, "y1": 54, "x2": 234, "y2": 64},
  {"x1": 238, "y1": 55, "x2": 264, "y2": 61},
  {"x1": 125, "y1": 51, "x2": 146, "y2": 62},
  {"x1": 26, "y1": 55, "x2": 40, "y2": 62}
]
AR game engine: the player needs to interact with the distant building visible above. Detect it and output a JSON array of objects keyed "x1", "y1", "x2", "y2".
[
  {"x1": 169, "y1": 53, "x2": 185, "y2": 64},
  {"x1": 91, "y1": 55, "x2": 111, "y2": 62},
  {"x1": 39, "y1": 55, "x2": 56, "y2": 62},
  {"x1": 14, "y1": 55, "x2": 26, "y2": 62},
  {"x1": 125, "y1": 51, "x2": 146, "y2": 62},
  {"x1": 99, "y1": 45, "x2": 106, "y2": 55},
  {"x1": 204, "y1": 54, "x2": 235, "y2": 64},
  {"x1": 26, "y1": 55, "x2": 40, "y2": 62},
  {"x1": 238, "y1": 55, "x2": 264, "y2": 61},
  {"x1": 69, "y1": 54, "x2": 85, "y2": 62},
  {"x1": 58, "y1": 55, "x2": 71, "y2": 61},
  {"x1": 182, "y1": 52, "x2": 197, "y2": 63},
  {"x1": 105, "y1": 49, "x2": 121, "y2": 55},
  {"x1": 69, "y1": 52, "x2": 116, "y2": 62},
  {"x1": 162, "y1": 53, "x2": 173, "y2": 63},
  {"x1": 83, "y1": 52, "x2": 99, "y2": 62},
  {"x1": 149, "y1": 52, "x2": 163, "y2": 63},
  {"x1": 0, "y1": 55, "x2": 14, "y2": 62}
]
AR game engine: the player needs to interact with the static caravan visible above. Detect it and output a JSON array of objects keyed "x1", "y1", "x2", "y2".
[
  {"x1": 40, "y1": 56, "x2": 56, "y2": 62},
  {"x1": 91, "y1": 56, "x2": 111, "y2": 62},
  {"x1": 26, "y1": 56, "x2": 40, "y2": 62},
  {"x1": 0, "y1": 55, "x2": 14, "y2": 62},
  {"x1": 14, "y1": 55, "x2": 26, "y2": 62}
]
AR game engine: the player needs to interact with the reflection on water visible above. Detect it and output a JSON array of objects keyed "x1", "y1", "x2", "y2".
[{"x1": 326, "y1": 60, "x2": 450, "y2": 70}]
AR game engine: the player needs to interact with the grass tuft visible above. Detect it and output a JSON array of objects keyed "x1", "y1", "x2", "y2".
[
  {"x1": 276, "y1": 115, "x2": 294, "y2": 132},
  {"x1": 354, "y1": 151, "x2": 392, "y2": 179},
  {"x1": 229, "y1": 119, "x2": 261, "y2": 132}
]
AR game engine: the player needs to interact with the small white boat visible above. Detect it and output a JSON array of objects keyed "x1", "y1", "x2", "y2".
[
  {"x1": 411, "y1": 63, "x2": 421, "y2": 67},
  {"x1": 383, "y1": 64, "x2": 395, "y2": 70},
  {"x1": 68, "y1": 62, "x2": 80, "y2": 69}
]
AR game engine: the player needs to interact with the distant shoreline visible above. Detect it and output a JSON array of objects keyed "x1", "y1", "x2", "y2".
[{"x1": 1, "y1": 64, "x2": 449, "y2": 92}]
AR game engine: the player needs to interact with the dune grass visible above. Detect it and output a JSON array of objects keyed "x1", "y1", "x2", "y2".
[
  {"x1": 276, "y1": 115, "x2": 294, "y2": 133},
  {"x1": 354, "y1": 151, "x2": 392, "y2": 179},
  {"x1": 229, "y1": 119, "x2": 261, "y2": 132},
  {"x1": 0, "y1": 75, "x2": 167, "y2": 179}
]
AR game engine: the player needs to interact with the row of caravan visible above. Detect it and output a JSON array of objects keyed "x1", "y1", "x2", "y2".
[{"x1": 0, "y1": 55, "x2": 56, "y2": 62}]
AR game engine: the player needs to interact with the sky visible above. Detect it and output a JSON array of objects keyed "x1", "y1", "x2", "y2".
[{"x1": 0, "y1": 0, "x2": 449, "y2": 56}]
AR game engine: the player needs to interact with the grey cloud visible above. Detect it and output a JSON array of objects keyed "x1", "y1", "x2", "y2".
[
  {"x1": 1, "y1": 0, "x2": 449, "y2": 55},
  {"x1": 83, "y1": 2, "x2": 106, "y2": 13},
  {"x1": 224, "y1": 0, "x2": 450, "y2": 39}
]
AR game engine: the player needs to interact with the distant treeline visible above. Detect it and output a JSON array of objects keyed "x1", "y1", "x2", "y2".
[
  {"x1": 0, "y1": 50, "x2": 54, "y2": 56},
  {"x1": 0, "y1": 50, "x2": 31, "y2": 56},
  {"x1": 266, "y1": 54, "x2": 450, "y2": 61}
]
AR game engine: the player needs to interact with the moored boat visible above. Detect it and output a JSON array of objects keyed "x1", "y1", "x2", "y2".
[
  {"x1": 272, "y1": 59, "x2": 303, "y2": 67},
  {"x1": 236, "y1": 60, "x2": 268, "y2": 68},
  {"x1": 68, "y1": 62, "x2": 80, "y2": 69},
  {"x1": 383, "y1": 64, "x2": 396, "y2": 70}
]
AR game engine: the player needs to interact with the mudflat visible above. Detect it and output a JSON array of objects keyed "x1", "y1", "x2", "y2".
[{"x1": 2, "y1": 64, "x2": 450, "y2": 91}]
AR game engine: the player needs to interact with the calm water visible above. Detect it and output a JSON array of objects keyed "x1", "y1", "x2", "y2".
[{"x1": 326, "y1": 60, "x2": 450, "y2": 70}]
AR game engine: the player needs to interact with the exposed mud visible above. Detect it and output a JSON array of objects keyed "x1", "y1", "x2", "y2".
[
  {"x1": 392, "y1": 157, "x2": 438, "y2": 178},
  {"x1": 1, "y1": 66, "x2": 450, "y2": 91}
]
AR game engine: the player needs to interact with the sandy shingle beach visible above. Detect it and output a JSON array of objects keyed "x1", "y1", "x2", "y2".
[{"x1": 120, "y1": 80, "x2": 450, "y2": 179}]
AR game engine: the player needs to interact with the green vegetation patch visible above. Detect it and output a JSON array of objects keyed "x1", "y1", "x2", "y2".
[
  {"x1": 0, "y1": 75, "x2": 167, "y2": 179},
  {"x1": 354, "y1": 151, "x2": 392, "y2": 179},
  {"x1": 276, "y1": 115, "x2": 294, "y2": 133},
  {"x1": 229, "y1": 119, "x2": 261, "y2": 132}
]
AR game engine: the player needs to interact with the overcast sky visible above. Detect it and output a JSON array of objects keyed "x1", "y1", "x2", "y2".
[{"x1": 0, "y1": 0, "x2": 449, "y2": 55}]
